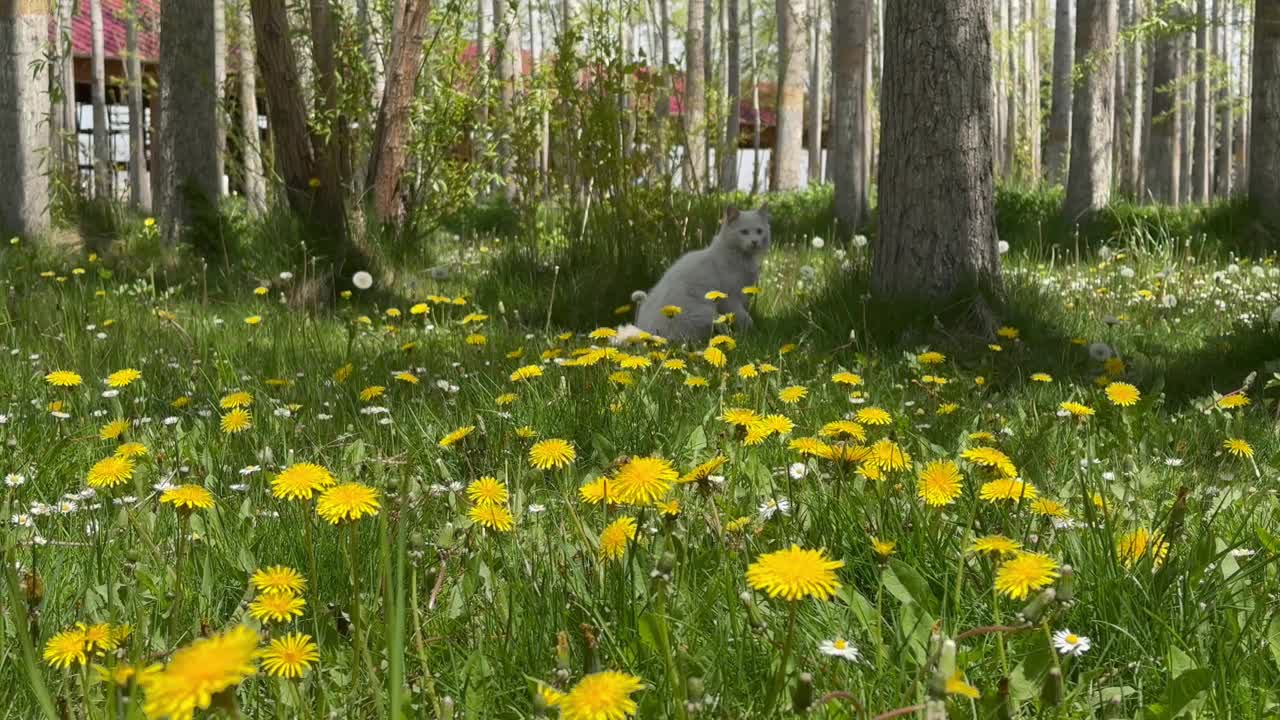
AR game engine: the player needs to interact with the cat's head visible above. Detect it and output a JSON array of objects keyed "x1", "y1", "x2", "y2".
[{"x1": 719, "y1": 205, "x2": 771, "y2": 256}]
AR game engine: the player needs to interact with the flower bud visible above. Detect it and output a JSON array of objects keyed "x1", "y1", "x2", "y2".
[
  {"x1": 1041, "y1": 667, "x2": 1063, "y2": 706},
  {"x1": 791, "y1": 672, "x2": 813, "y2": 713},
  {"x1": 1055, "y1": 565, "x2": 1075, "y2": 604},
  {"x1": 1018, "y1": 588, "x2": 1056, "y2": 623}
]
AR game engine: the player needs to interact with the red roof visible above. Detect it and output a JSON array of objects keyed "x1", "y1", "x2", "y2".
[{"x1": 52, "y1": 0, "x2": 160, "y2": 64}]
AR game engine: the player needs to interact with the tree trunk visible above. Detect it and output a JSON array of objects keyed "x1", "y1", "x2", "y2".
[
  {"x1": 250, "y1": 0, "x2": 352, "y2": 267},
  {"x1": 1045, "y1": 0, "x2": 1073, "y2": 184},
  {"x1": 1064, "y1": 0, "x2": 1118, "y2": 221},
  {"x1": 684, "y1": 0, "x2": 707, "y2": 190},
  {"x1": 1146, "y1": 7, "x2": 1183, "y2": 204},
  {"x1": 494, "y1": 0, "x2": 522, "y2": 199},
  {"x1": 214, "y1": 0, "x2": 227, "y2": 196},
  {"x1": 832, "y1": 0, "x2": 869, "y2": 230},
  {"x1": 806, "y1": 0, "x2": 824, "y2": 183},
  {"x1": 1115, "y1": 0, "x2": 1131, "y2": 193},
  {"x1": 125, "y1": 0, "x2": 151, "y2": 211},
  {"x1": 156, "y1": 0, "x2": 219, "y2": 243},
  {"x1": 1250, "y1": 0, "x2": 1280, "y2": 228},
  {"x1": 993, "y1": 0, "x2": 1005, "y2": 175},
  {"x1": 1127, "y1": 0, "x2": 1144, "y2": 195},
  {"x1": 1192, "y1": 0, "x2": 1211, "y2": 203},
  {"x1": 236, "y1": 0, "x2": 266, "y2": 214},
  {"x1": 1023, "y1": 0, "x2": 1040, "y2": 178},
  {"x1": 719, "y1": 0, "x2": 740, "y2": 190},
  {"x1": 50, "y1": 0, "x2": 76, "y2": 186},
  {"x1": 772, "y1": 0, "x2": 808, "y2": 189},
  {"x1": 0, "y1": 0, "x2": 51, "y2": 238},
  {"x1": 1180, "y1": 30, "x2": 1193, "y2": 203},
  {"x1": 749, "y1": 0, "x2": 762, "y2": 193},
  {"x1": 874, "y1": 0, "x2": 1002, "y2": 325},
  {"x1": 1004, "y1": 0, "x2": 1018, "y2": 182},
  {"x1": 1214, "y1": 0, "x2": 1232, "y2": 197},
  {"x1": 90, "y1": 0, "x2": 111, "y2": 198},
  {"x1": 357, "y1": 0, "x2": 386, "y2": 103},
  {"x1": 367, "y1": 0, "x2": 431, "y2": 224},
  {"x1": 1239, "y1": 0, "x2": 1249, "y2": 190}
]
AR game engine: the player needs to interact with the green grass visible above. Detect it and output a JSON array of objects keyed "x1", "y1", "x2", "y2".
[{"x1": 2, "y1": 202, "x2": 1280, "y2": 719}]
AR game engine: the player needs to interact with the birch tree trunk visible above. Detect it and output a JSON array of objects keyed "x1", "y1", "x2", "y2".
[
  {"x1": 1214, "y1": 0, "x2": 1232, "y2": 197},
  {"x1": 832, "y1": 0, "x2": 868, "y2": 230},
  {"x1": 0, "y1": 0, "x2": 51, "y2": 238},
  {"x1": 1045, "y1": 0, "x2": 1073, "y2": 184},
  {"x1": 1128, "y1": 0, "x2": 1144, "y2": 195},
  {"x1": 1023, "y1": 0, "x2": 1040, "y2": 178},
  {"x1": 125, "y1": 0, "x2": 151, "y2": 211},
  {"x1": 719, "y1": 0, "x2": 740, "y2": 190},
  {"x1": 236, "y1": 0, "x2": 266, "y2": 214},
  {"x1": 1249, "y1": 0, "x2": 1279, "y2": 228},
  {"x1": 90, "y1": 0, "x2": 111, "y2": 198},
  {"x1": 771, "y1": 0, "x2": 808, "y2": 189},
  {"x1": 806, "y1": 0, "x2": 824, "y2": 183},
  {"x1": 1063, "y1": 0, "x2": 1118, "y2": 222},
  {"x1": 874, "y1": 0, "x2": 1002, "y2": 329},
  {"x1": 1192, "y1": 0, "x2": 1211, "y2": 203},
  {"x1": 684, "y1": 0, "x2": 707, "y2": 190}
]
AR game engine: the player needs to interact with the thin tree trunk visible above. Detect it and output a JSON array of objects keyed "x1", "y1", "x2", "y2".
[
  {"x1": 832, "y1": 0, "x2": 868, "y2": 230},
  {"x1": 1023, "y1": 0, "x2": 1040, "y2": 178},
  {"x1": 1064, "y1": 0, "x2": 1118, "y2": 222},
  {"x1": 236, "y1": 0, "x2": 265, "y2": 213},
  {"x1": 1238, "y1": 0, "x2": 1250, "y2": 191},
  {"x1": 684, "y1": 0, "x2": 707, "y2": 190},
  {"x1": 1146, "y1": 7, "x2": 1183, "y2": 204},
  {"x1": 749, "y1": 0, "x2": 761, "y2": 193},
  {"x1": 806, "y1": 0, "x2": 823, "y2": 183},
  {"x1": 1, "y1": 0, "x2": 52, "y2": 238},
  {"x1": 1004, "y1": 0, "x2": 1018, "y2": 182},
  {"x1": 156, "y1": 0, "x2": 219, "y2": 243},
  {"x1": 125, "y1": 0, "x2": 151, "y2": 211},
  {"x1": 719, "y1": 0, "x2": 741, "y2": 190},
  {"x1": 1128, "y1": 0, "x2": 1144, "y2": 195},
  {"x1": 1045, "y1": 0, "x2": 1073, "y2": 184},
  {"x1": 213, "y1": 0, "x2": 227, "y2": 195},
  {"x1": 1181, "y1": 29, "x2": 1194, "y2": 203},
  {"x1": 368, "y1": 0, "x2": 430, "y2": 223},
  {"x1": 50, "y1": 0, "x2": 77, "y2": 186},
  {"x1": 90, "y1": 0, "x2": 111, "y2": 198},
  {"x1": 1249, "y1": 0, "x2": 1279, "y2": 228},
  {"x1": 357, "y1": 0, "x2": 386, "y2": 103},
  {"x1": 1214, "y1": 0, "x2": 1232, "y2": 197},
  {"x1": 772, "y1": 0, "x2": 808, "y2": 189},
  {"x1": 1115, "y1": 0, "x2": 1131, "y2": 193},
  {"x1": 874, "y1": 0, "x2": 1002, "y2": 327},
  {"x1": 1192, "y1": 0, "x2": 1211, "y2": 202},
  {"x1": 494, "y1": 0, "x2": 522, "y2": 199}
]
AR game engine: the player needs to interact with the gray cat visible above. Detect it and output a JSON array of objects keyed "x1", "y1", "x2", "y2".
[{"x1": 616, "y1": 206, "x2": 771, "y2": 344}]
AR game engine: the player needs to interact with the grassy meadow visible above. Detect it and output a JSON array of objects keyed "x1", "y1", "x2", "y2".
[{"x1": 3, "y1": 196, "x2": 1280, "y2": 719}]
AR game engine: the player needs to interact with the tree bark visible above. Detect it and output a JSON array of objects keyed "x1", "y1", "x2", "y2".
[
  {"x1": 832, "y1": 0, "x2": 868, "y2": 230},
  {"x1": 1023, "y1": 0, "x2": 1040, "y2": 178},
  {"x1": 772, "y1": 0, "x2": 808, "y2": 189},
  {"x1": 719, "y1": 0, "x2": 740, "y2": 190},
  {"x1": 50, "y1": 0, "x2": 76, "y2": 186},
  {"x1": 684, "y1": 0, "x2": 707, "y2": 190},
  {"x1": 0, "y1": 0, "x2": 51, "y2": 238},
  {"x1": 156, "y1": 0, "x2": 219, "y2": 243},
  {"x1": 874, "y1": 0, "x2": 1002, "y2": 325},
  {"x1": 1238, "y1": 0, "x2": 1249, "y2": 190},
  {"x1": 213, "y1": 0, "x2": 227, "y2": 196},
  {"x1": 90, "y1": 0, "x2": 111, "y2": 198},
  {"x1": 1249, "y1": 0, "x2": 1280, "y2": 228},
  {"x1": 806, "y1": 0, "x2": 824, "y2": 183},
  {"x1": 1192, "y1": 0, "x2": 1211, "y2": 203},
  {"x1": 1214, "y1": 0, "x2": 1232, "y2": 197},
  {"x1": 1115, "y1": 0, "x2": 1131, "y2": 192},
  {"x1": 1003, "y1": 0, "x2": 1018, "y2": 181},
  {"x1": 125, "y1": 0, "x2": 151, "y2": 211},
  {"x1": 1127, "y1": 0, "x2": 1144, "y2": 195},
  {"x1": 494, "y1": 0, "x2": 522, "y2": 199},
  {"x1": 1064, "y1": 0, "x2": 1118, "y2": 222},
  {"x1": 367, "y1": 0, "x2": 431, "y2": 224},
  {"x1": 1146, "y1": 4, "x2": 1183, "y2": 204},
  {"x1": 236, "y1": 0, "x2": 266, "y2": 214},
  {"x1": 1045, "y1": 0, "x2": 1073, "y2": 184}
]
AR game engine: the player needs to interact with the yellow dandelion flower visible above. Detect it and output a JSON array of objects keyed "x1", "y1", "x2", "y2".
[
  {"x1": 395, "y1": 372, "x2": 418, "y2": 384},
  {"x1": 510, "y1": 365, "x2": 544, "y2": 382},
  {"x1": 746, "y1": 545, "x2": 844, "y2": 602},
  {"x1": 1030, "y1": 373, "x2": 1053, "y2": 383},
  {"x1": 106, "y1": 368, "x2": 141, "y2": 388},
  {"x1": 819, "y1": 420, "x2": 866, "y2": 442},
  {"x1": 684, "y1": 375, "x2": 708, "y2": 388},
  {"x1": 1059, "y1": 401, "x2": 1095, "y2": 418},
  {"x1": 831, "y1": 371, "x2": 863, "y2": 386},
  {"x1": 468, "y1": 504, "x2": 515, "y2": 532},
  {"x1": 87, "y1": 456, "x2": 135, "y2": 489},
  {"x1": 248, "y1": 592, "x2": 306, "y2": 623},
  {"x1": 579, "y1": 476, "x2": 621, "y2": 505},
  {"x1": 559, "y1": 671, "x2": 644, "y2": 720},
  {"x1": 870, "y1": 537, "x2": 896, "y2": 559},
  {"x1": 979, "y1": 478, "x2": 1038, "y2": 503},
  {"x1": 612, "y1": 457, "x2": 678, "y2": 505},
  {"x1": 495, "y1": 392, "x2": 518, "y2": 406},
  {"x1": 439, "y1": 425, "x2": 476, "y2": 448},
  {"x1": 332, "y1": 364, "x2": 353, "y2": 383},
  {"x1": 855, "y1": 407, "x2": 892, "y2": 426},
  {"x1": 160, "y1": 485, "x2": 215, "y2": 511},
  {"x1": 529, "y1": 438, "x2": 576, "y2": 470},
  {"x1": 1105, "y1": 382, "x2": 1141, "y2": 407},
  {"x1": 960, "y1": 446, "x2": 1018, "y2": 478},
  {"x1": 43, "y1": 627, "x2": 88, "y2": 668},
  {"x1": 220, "y1": 391, "x2": 253, "y2": 409},
  {"x1": 272, "y1": 463, "x2": 336, "y2": 501},
  {"x1": 969, "y1": 535, "x2": 1021, "y2": 555},
  {"x1": 917, "y1": 460, "x2": 962, "y2": 507},
  {"x1": 678, "y1": 455, "x2": 728, "y2": 485},
  {"x1": 1117, "y1": 528, "x2": 1168, "y2": 568},
  {"x1": 702, "y1": 346, "x2": 727, "y2": 368},
  {"x1": 467, "y1": 476, "x2": 508, "y2": 506},
  {"x1": 358, "y1": 385, "x2": 385, "y2": 402},
  {"x1": 994, "y1": 552, "x2": 1059, "y2": 600},
  {"x1": 778, "y1": 385, "x2": 808, "y2": 403},
  {"x1": 139, "y1": 626, "x2": 258, "y2": 720},
  {"x1": 599, "y1": 517, "x2": 638, "y2": 560},
  {"x1": 867, "y1": 438, "x2": 913, "y2": 472},
  {"x1": 1223, "y1": 438, "x2": 1254, "y2": 459},
  {"x1": 99, "y1": 418, "x2": 130, "y2": 441},
  {"x1": 789, "y1": 436, "x2": 832, "y2": 457},
  {"x1": 251, "y1": 566, "x2": 306, "y2": 596},
  {"x1": 661, "y1": 305, "x2": 683, "y2": 318},
  {"x1": 917, "y1": 351, "x2": 945, "y2": 365},
  {"x1": 721, "y1": 407, "x2": 760, "y2": 427},
  {"x1": 1217, "y1": 394, "x2": 1250, "y2": 410},
  {"x1": 997, "y1": 326, "x2": 1020, "y2": 340},
  {"x1": 1029, "y1": 498, "x2": 1069, "y2": 519},
  {"x1": 259, "y1": 633, "x2": 319, "y2": 679},
  {"x1": 115, "y1": 442, "x2": 148, "y2": 459},
  {"x1": 220, "y1": 408, "x2": 252, "y2": 434},
  {"x1": 315, "y1": 483, "x2": 381, "y2": 524},
  {"x1": 45, "y1": 370, "x2": 83, "y2": 387}
]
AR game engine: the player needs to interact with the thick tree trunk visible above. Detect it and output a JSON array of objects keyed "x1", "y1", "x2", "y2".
[
  {"x1": 1064, "y1": 0, "x2": 1118, "y2": 222},
  {"x1": 684, "y1": 0, "x2": 707, "y2": 190},
  {"x1": 236, "y1": 0, "x2": 266, "y2": 214},
  {"x1": 125, "y1": 0, "x2": 151, "y2": 211},
  {"x1": 1045, "y1": 0, "x2": 1073, "y2": 184},
  {"x1": 90, "y1": 0, "x2": 111, "y2": 198},
  {"x1": 832, "y1": 0, "x2": 869, "y2": 230},
  {"x1": 1214, "y1": 0, "x2": 1232, "y2": 197},
  {"x1": 250, "y1": 0, "x2": 351, "y2": 266},
  {"x1": 874, "y1": 0, "x2": 1002, "y2": 324},
  {"x1": 156, "y1": 0, "x2": 219, "y2": 243},
  {"x1": 806, "y1": 0, "x2": 824, "y2": 183},
  {"x1": 719, "y1": 0, "x2": 740, "y2": 190},
  {"x1": 494, "y1": 0, "x2": 522, "y2": 199},
  {"x1": 0, "y1": 0, "x2": 51, "y2": 238},
  {"x1": 1250, "y1": 0, "x2": 1280, "y2": 228},
  {"x1": 1192, "y1": 0, "x2": 1211, "y2": 203},
  {"x1": 1146, "y1": 9, "x2": 1183, "y2": 204},
  {"x1": 367, "y1": 0, "x2": 431, "y2": 224},
  {"x1": 772, "y1": 0, "x2": 808, "y2": 189}
]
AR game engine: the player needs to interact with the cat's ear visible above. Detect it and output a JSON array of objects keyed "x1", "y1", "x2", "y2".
[
  {"x1": 757, "y1": 203, "x2": 770, "y2": 219},
  {"x1": 724, "y1": 206, "x2": 741, "y2": 223}
]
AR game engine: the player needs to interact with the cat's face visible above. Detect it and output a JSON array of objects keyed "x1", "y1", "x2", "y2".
[{"x1": 723, "y1": 207, "x2": 771, "y2": 256}]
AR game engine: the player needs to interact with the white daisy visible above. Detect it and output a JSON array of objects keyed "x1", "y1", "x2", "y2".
[
  {"x1": 1052, "y1": 629, "x2": 1091, "y2": 656},
  {"x1": 758, "y1": 497, "x2": 791, "y2": 520},
  {"x1": 819, "y1": 637, "x2": 861, "y2": 662},
  {"x1": 788, "y1": 462, "x2": 808, "y2": 480}
]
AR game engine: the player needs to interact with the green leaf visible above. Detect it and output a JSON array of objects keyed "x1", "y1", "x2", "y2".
[
  {"x1": 897, "y1": 602, "x2": 933, "y2": 665},
  {"x1": 883, "y1": 559, "x2": 938, "y2": 615},
  {"x1": 1156, "y1": 668, "x2": 1212, "y2": 719},
  {"x1": 637, "y1": 613, "x2": 661, "y2": 655},
  {"x1": 1267, "y1": 614, "x2": 1280, "y2": 671}
]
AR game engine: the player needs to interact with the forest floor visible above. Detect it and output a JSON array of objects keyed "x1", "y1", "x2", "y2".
[{"x1": 3, "y1": 223, "x2": 1280, "y2": 718}]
